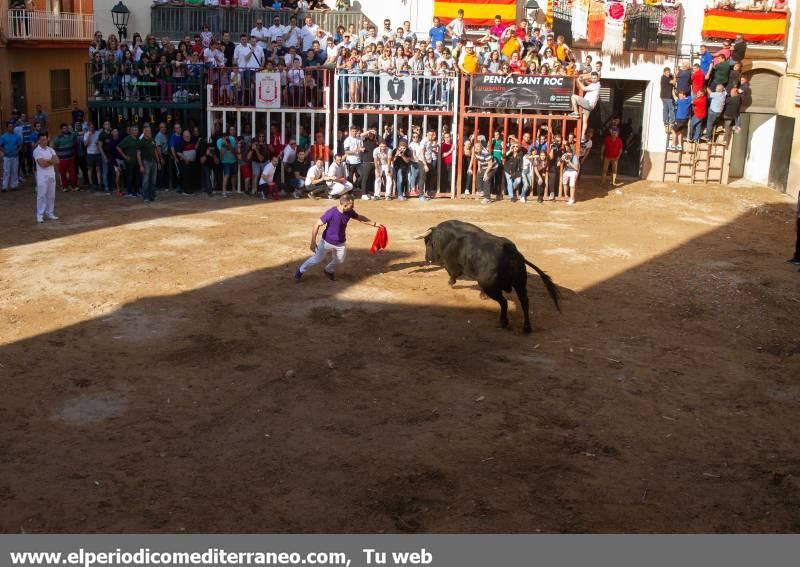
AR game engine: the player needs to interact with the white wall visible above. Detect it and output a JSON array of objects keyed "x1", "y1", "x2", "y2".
[
  {"x1": 356, "y1": 0, "x2": 432, "y2": 34},
  {"x1": 743, "y1": 116, "x2": 776, "y2": 185},
  {"x1": 94, "y1": 0, "x2": 151, "y2": 39}
]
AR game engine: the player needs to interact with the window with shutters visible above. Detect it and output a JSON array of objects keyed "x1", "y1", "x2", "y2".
[
  {"x1": 743, "y1": 69, "x2": 780, "y2": 111},
  {"x1": 50, "y1": 70, "x2": 71, "y2": 110}
]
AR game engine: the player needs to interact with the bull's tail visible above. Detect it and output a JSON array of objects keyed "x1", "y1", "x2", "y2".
[{"x1": 524, "y1": 259, "x2": 561, "y2": 312}]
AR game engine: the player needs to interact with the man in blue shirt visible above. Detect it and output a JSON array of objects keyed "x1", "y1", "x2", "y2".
[
  {"x1": 669, "y1": 91, "x2": 693, "y2": 151},
  {"x1": 698, "y1": 45, "x2": 713, "y2": 77},
  {"x1": 429, "y1": 17, "x2": 446, "y2": 46},
  {"x1": 0, "y1": 121, "x2": 23, "y2": 191}
]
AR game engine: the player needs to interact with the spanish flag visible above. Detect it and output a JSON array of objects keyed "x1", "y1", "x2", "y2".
[
  {"x1": 702, "y1": 9, "x2": 787, "y2": 42},
  {"x1": 434, "y1": 0, "x2": 516, "y2": 27}
]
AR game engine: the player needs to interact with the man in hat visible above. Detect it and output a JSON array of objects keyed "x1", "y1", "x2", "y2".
[
  {"x1": 458, "y1": 42, "x2": 480, "y2": 75},
  {"x1": 294, "y1": 193, "x2": 379, "y2": 282}
]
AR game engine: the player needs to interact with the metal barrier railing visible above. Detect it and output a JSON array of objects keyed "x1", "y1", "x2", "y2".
[
  {"x1": 334, "y1": 71, "x2": 458, "y2": 111},
  {"x1": 86, "y1": 62, "x2": 206, "y2": 104},
  {"x1": 207, "y1": 66, "x2": 330, "y2": 109},
  {"x1": 151, "y1": 6, "x2": 369, "y2": 41}
]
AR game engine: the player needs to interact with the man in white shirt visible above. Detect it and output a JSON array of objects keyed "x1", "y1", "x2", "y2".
[
  {"x1": 342, "y1": 125, "x2": 363, "y2": 181},
  {"x1": 380, "y1": 18, "x2": 394, "y2": 43},
  {"x1": 258, "y1": 155, "x2": 280, "y2": 199},
  {"x1": 250, "y1": 19, "x2": 270, "y2": 50},
  {"x1": 420, "y1": 130, "x2": 439, "y2": 200},
  {"x1": 300, "y1": 17, "x2": 319, "y2": 53},
  {"x1": 325, "y1": 153, "x2": 353, "y2": 197},
  {"x1": 570, "y1": 72, "x2": 600, "y2": 139},
  {"x1": 372, "y1": 140, "x2": 393, "y2": 200},
  {"x1": 233, "y1": 34, "x2": 251, "y2": 69},
  {"x1": 267, "y1": 16, "x2": 287, "y2": 44},
  {"x1": 284, "y1": 17, "x2": 301, "y2": 49},
  {"x1": 83, "y1": 122, "x2": 102, "y2": 189},
  {"x1": 32, "y1": 133, "x2": 59, "y2": 223},
  {"x1": 284, "y1": 47, "x2": 303, "y2": 68},
  {"x1": 363, "y1": 26, "x2": 380, "y2": 48},
  {"x1": 446, "y1": 9, "x2": 466, "y2": 48},
  {"x1": 305, "y1": 158, "x2": 329, "y2": 199}
]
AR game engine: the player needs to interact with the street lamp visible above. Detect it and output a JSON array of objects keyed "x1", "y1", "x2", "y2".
[
  {"x1": 525, "y1": 0, "x2": 544, "y2": 24},
  {"x1": 111, "y1": 1, "x2": 130, "y2": 41}
]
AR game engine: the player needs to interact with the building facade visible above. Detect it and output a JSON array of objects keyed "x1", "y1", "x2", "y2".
[{"x1": 0, "y1": 0, "x2": 94, "y2": 128}]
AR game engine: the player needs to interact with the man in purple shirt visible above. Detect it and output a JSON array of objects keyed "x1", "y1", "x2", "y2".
[{"x1": 295, "y1": 194, "x2": 379, "y2": 281}]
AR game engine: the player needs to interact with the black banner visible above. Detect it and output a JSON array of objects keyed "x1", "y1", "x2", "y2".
[{"x1": 471, "y1": 75, "x2": 575, "y2": 111}]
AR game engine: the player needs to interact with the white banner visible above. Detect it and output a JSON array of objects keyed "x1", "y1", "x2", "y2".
[
  {"x1": 379, "y1": 75, "x2": 413, "y2": 106},
  {"x1": 256, "y1": 72, "x2": 281, "y2": 109}
]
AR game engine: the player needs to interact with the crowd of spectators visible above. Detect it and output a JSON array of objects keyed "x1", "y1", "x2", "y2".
[{"x1": 660, "y1": 35, "x2": 751, "y2": 151}]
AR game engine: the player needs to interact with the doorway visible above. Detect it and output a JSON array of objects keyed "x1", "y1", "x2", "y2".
[
  {"x1": 584, "y1": 78, "x2": 648, "y2": 178},
  {"x1": 11, "y1": 72, "x2": 27, "y2": 116}
]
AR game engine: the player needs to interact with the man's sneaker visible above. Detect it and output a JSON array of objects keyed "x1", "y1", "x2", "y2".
[
  {"x1": 567, "y1": 199, "x2": 575, "y2": 205},
  {"x1": 324, "y1": 269, "x2": 335, "y2": 281},
  {"x1": 36, "y1": 216, "x2": 43, "y2": 223},
  {"x1": 520, "y1": 197, "x2": 526, "y2": 203},
  {"x1": 361, "y1": 195, "x2": 370, "y2": 200},
  {"x1": 294, "y1": 269, "x2": 303, "y2": 282},
  {"x1": 787, "y1": 257, "x2": 800, "y2": 266},
  {"x1": 568, "y1": 112, "x2": 580, "y2": 118},
  {"x1": 45, "y1": 214, "x2": 59, "y2": 220},
  {"x1": 62, "y1": 187, "x2": 69, "y2": 193}
]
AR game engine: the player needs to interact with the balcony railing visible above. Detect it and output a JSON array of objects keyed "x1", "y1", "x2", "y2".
[
  {"x1": 152, "y1": 5, "x2": 368, "y2": 41},
  {"x1": 551, "y1": 3, "x2": 682, "y2": 54},
  {"x1": 85, "y1": 62, "x2": 205, "y2": 107},
  {"x1": 7, "y1": 9, "x2": 94, "y2": 41},
  {"x1": 208, "y1": 66, "x2": 330, "y2": 109},
  {"x1": 335, "y1": 71, "x2": 458, "y2": 112}
]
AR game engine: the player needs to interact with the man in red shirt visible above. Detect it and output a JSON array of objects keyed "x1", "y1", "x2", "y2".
[
  {"x1": 691, "y1": 63, "x2": 705, "y2": 97},
  {"x1": 600, "y1": 128, "x2": 623, "y2": 187},
  {"x1": 690, "y1": 89, "x2": 708, "y2": 143}
]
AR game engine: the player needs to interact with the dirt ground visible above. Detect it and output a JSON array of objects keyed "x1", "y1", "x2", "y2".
[{"x1": 1, "y1": 178, "x2": 799, "y2": 534}]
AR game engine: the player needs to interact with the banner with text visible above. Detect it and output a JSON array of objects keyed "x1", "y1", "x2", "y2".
[
  {"x1": 2, "y1": 535, "x2": 800, "y2": 567},
  {"x1": 470, "y1": 75, "x2": 575, "y2": 112}
]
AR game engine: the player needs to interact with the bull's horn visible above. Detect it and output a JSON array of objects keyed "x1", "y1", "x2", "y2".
[{"x1": 412, "y1": 228, "x2": 433, "y2": 240}]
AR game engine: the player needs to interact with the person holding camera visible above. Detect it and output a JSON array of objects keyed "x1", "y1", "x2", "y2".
[
  {"x1": 216, "y1": 126, "x2": 239, "y2": 196},
  {"x1": 561, "y1": 145, "x2": 580, "y2": 206}
]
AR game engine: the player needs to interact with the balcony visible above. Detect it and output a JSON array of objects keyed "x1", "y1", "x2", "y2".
[
  {"x1": 151, "y1": 5, "x2": 368, "y2": 41},
  {"x1": 6, "y1": 9, "x2": 94, "y2": 43},
  {"x1": 551, "y1": 3, "x2": 683, "y2": 54}
]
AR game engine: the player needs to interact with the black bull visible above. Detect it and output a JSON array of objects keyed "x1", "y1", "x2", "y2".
[{"x1": 415, "y1": 220, "x2": 560, "y2": 333}]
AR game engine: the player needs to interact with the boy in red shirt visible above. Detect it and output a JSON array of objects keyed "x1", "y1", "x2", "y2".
[
  {"x1": 600, "y1": 128, "x2": 623, "y2": 187},
  {"x1": 690, "y1": 89, "x2": 708, "y2": 143}
]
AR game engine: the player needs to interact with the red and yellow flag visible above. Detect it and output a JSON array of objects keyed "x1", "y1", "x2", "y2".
[
  {"x1": 434, "y1": 0, "x2": 516, "y2": 27},
  {"x1": 702, "y1": 9, "x2": 787, "y2": 42}
]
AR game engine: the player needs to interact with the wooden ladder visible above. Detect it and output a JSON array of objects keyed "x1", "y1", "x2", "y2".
[{"x1": 661, "y1": 131, "x2": 733, "y2": 185}]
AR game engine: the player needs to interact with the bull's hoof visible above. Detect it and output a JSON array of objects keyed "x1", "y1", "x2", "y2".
[
  {"x1": 448, "y1": 277, "x2": 456, "y2": 287},
  {"x1": 480, "y1": 291, "x2": 488, "y2": 300},
  {"x1": 522, "y1": 325, "x2": 532, "y2": 334},
  {"x1": 499, "y1": 320, "x2": 509, "y2": 329}
]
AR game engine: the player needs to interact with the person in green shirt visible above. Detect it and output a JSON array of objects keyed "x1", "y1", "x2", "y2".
[
  {"x1": 116, "y1": 125, "x2": 141, "y2": 197},
  {"x1": 709, "y1": 55, "x2": 731, "y2": 92},
  {"x1": 138, "y1": 125, "x2": 162, "y2": 202},
  {"x1": 216, "y1": 125, "x2": 239, "y2": 195}
]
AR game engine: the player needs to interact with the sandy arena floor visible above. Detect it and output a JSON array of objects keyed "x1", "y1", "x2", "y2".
[{"x1": 1, "y1": 179, "x2": 799, "y2": 533}]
